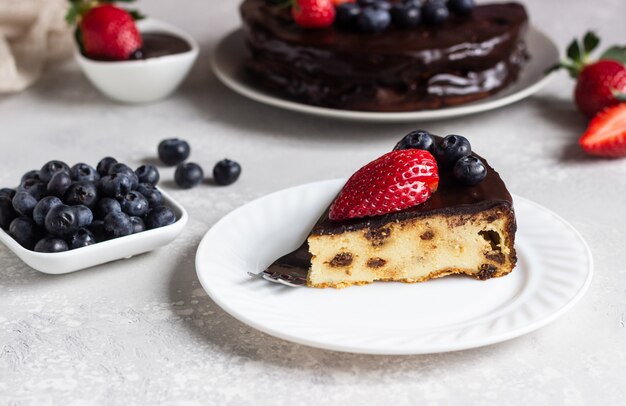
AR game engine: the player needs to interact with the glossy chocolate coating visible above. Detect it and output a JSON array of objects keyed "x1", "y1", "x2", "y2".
[
  {"x1": 240, "y1": 0, "x2": 529, "y2": 111},
  {"x1": 265, "y1": 137, "x2": 514, "y2": 276}
]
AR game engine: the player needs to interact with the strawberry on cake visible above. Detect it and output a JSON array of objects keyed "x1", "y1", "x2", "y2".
[{"x1": 265, "y1": 130, "x2": 517, "y2": 288}]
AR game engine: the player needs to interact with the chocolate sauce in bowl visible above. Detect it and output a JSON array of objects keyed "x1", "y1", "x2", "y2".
[{"x1": 130, "y1": 33, "x2": 192, "y2": 60}]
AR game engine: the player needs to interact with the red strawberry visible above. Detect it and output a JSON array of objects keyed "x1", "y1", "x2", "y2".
[
  {"x1": 575, "y1": 61, "x2": 626, "y2": 118},
  {"x1": 329, "y1": 150, "x2": 439, "y2": 221},
  {"x1": 292, "y1": 0, "x2": 336, "y2": 29},
  {"x1": 74, "y1": 4, "x2": 143, "y2": 61},
  {"x1": 551, "y1": 31, "x2": 626, "y2": 118},
  {"x1": 331, "y1": 0, "x2": 355, "y2": 5},
  {"x1": 579, "y1": 104, "x2": 626, "y2": 158}
]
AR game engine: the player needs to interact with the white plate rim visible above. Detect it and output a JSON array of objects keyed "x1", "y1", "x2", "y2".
[
  {"x1": 211, "y1": 27, "x2": 559, "y2": 122},
  {"x1": 195, "y1": 179, "x2": 593, "y2": 355}
]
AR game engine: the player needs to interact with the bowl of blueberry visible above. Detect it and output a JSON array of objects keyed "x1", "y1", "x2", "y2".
[{"x1": 0, "y1": 156, "x2": 188, "y2": 274}]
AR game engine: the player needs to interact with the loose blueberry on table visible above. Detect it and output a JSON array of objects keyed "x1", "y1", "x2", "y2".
[{"x1": 0, "y1": 158, "x2": 177, "y2": 253}]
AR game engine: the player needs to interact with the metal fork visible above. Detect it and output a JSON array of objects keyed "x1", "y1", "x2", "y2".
[{"x1": 247, "y1": 269, "x2": 307, "y2": 287}]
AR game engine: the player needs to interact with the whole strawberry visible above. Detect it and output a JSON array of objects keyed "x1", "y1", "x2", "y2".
[
  {"x1": 292, "y1": 0, "x2": 336, "y2": 29},
  {"x1": 329, "y1": 149, "x2": 439, "y2": 221},
  {"x1": 551, "y1": 31, "x2": 626, "y2": 118},
  {"x1": 66, "y1": 1, "x2": 144, "y2": 61}
]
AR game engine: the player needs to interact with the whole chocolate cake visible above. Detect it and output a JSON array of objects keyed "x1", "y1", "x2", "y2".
[{"x1": 240, "y1": 0, "x2": 529, "y2": 112}]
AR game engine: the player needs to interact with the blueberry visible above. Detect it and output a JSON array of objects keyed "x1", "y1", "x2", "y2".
[
  {"x1": 40, "y1": 160, "x2": 70, "y2": 183},
  {"x1": 335, "y1": 3, "x2": 361, "y2": 29},
  {"x1": 374, "y1": 1, "x2": 392, "y2": 10},
  {"x1": 95, "y1": 197, "x2": 121, "y2": 219},
  {"x1": 130, "y1": 216, "x2": 146, "y2": 234},
  {"x1": 97, "y1": 157, "x2": 118, "y2": 177},
  {"x1": 108, "y1": 163, "x2": 139, "y2": 189},
  {"x1": 68, "y1": 228, "x2": 97, "y2": 249},
  {"x1": 145, "y1": 206, "x2": 176, "y2": 229},
  {"x1": 423, "y1": 1, "x2": 449, "y2": 24},
  {"x1": 391, "y1": 3, "x2": 421, "y2": 28},
  {"x1": 98, "y1": 173, "x2": 133, "y2": 199},
  {"x1": 120, "y1": 191, "x2": 149, "y2": 217},
  {"x1": 33, "y1": 196, "x2": 63, "y2": 226},
  {"x1": 73, "y1": 205, "x2": 94, "y2": 227},
  {"x1": 17, "y1": 178, "x2": 47, "y2": 200},
  {"x1": 403, "y1": 0, "x2": 423, "y2": 5},
  {"x1": 0, "y1": 188, "x2": 16, "y2": 199},
  {"x1": 135, "y1": 164, "x2": 160, "y2": 185},
  {"x1": 9, "y1": 217, "x2": 42, "y2": 250},
  {"x1": 447, "y1": 0, "x2": 474, "y2": 15},
  {"x1": 88, "y1": 220, "x2": 107, "y2": 242},
  {"x1": 136, "y1": 183, "x2": 163, "y2": 208},
  {"x1": 12, "y1": 192, "x2": 38, "y2": 217},
  {"x1": 64, "y1": 181, "x2": 99, "y2": 208},
  {"x1": 21, "y1": 170, "x2": 41, "y2": 183},
  {"x1": 45, "y1": 204, "x2": 80, "y2": 237},
  {"x1": 174, "y1": 162, "x2": 204, "y2": 189},
  {"x1": 357, "y1": 0, "x2": 377, "y2": 6},
  {"x1": 47, "y1": 171, "x2": 72, "y2": 197},
  {"x1": 34, "y1": 236, "x2": 69, "y2": 253},
  {"x1": 394, "y1": 130, "x2": 434, "y2": 151},
  {"x1": 158, "y1": 138, "x2": 190, "y2": 166},
  {"x1": 70, "y1": 163, "x2": 100, "y2": 182},
  {"x1": 453, "y1": 156, "x2": 487, "y2": 186},
  {"x1": 357, "y1": 7, "x2": 391, "y2": 33},
  {"x1": 103, "y1": 211, "x2": 134, "y2": 238},
  {"x1": 435, "y1": 134, "x2": 471, "y2": 165},
  {"x1": 0, "y1": 196, "x2": 17, "y2": 230},
  {"x1": 213, "y1": 159, "x2": 241, "y2": 186}
]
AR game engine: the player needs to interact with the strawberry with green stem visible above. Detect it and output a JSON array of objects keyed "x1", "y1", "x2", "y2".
[
  {"x1": 550, "y1": 31, "x2": 626, "y2": 118},
  {"x1": 66, "y1": 0, "x2": 145, "y2": 61}
]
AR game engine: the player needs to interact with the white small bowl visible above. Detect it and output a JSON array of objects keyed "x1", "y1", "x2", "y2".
[
  {"x1": 75, "y1": 19, "x2": 199, "y2": 103},
  {"x1": 0, "y1": 189, "x2": 188, "y2": 274}
]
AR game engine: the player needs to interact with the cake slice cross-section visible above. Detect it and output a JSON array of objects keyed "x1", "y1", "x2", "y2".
[{"x1": 265, "y1": 133, "x2": 517, "y2": 288}]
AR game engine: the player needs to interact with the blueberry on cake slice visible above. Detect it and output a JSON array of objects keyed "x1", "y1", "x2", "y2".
[{"x1": 265, "y1": 130, "x2": 517, "y2": 288}]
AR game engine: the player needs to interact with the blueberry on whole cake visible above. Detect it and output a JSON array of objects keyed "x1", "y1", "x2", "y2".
[
  {"x1": 240, "y1": 0, "x2": 529, "y2": 111},
  {"x1": 265, "y1": 130, "x2": 517, "y2": 288}
]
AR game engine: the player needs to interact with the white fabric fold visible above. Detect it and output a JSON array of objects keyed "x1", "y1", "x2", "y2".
[{"x1": 0, "y1": 0, "x2": 73, "y2": 93}]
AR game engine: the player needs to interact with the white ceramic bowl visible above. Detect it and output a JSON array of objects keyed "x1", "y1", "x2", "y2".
[
  {"x1": 75, "y1": 19, "x2": 199, "y2": 104},
  {"x1": 0, "y1": 189, "x2": 188, "y2": 274}
]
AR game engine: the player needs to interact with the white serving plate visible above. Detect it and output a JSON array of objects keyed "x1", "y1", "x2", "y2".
[
  {"x1": 195, "y1": 179, "x2": 593, "y2": 355},
  {"x1": 211, "y1": 26, "x2": 559, "y2": 122},
  {"x1": 76, "y1": 19, "x2": 199, "y2": 104},
  {"x1": 0, "y1": 189, "x2": 188, "y2": 274}
]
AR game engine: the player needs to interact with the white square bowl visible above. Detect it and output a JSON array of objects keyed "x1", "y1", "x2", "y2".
[{"x1": 0, "y1": 189, "x2": 188, "y2": 274}]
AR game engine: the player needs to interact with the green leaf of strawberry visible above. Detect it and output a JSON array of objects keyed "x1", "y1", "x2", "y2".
[{"x1": 600, "y1": 46, "x2": 626, "y2": 64}]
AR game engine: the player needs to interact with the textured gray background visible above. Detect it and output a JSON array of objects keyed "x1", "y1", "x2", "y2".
[{"x1": 1, "y1": 0, "x2": 626, "y2": 404}]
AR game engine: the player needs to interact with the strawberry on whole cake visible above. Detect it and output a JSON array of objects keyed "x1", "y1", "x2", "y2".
[
  {"x1": 265, "y1": 130, "x2": 517, "y2": 288},
  {"x1": 240, "y1": 0, "x2": 529, "y2": 111}
]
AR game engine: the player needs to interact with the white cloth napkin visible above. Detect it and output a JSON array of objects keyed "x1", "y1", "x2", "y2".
[{"x1": 0, "y1": 0, "x2": 73, "y2": 93}]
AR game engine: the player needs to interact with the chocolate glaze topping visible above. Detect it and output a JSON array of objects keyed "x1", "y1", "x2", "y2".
[
  {"x1": 240, "y1": 0, "x2": 529, "y2": 111},
  {"x1": 265, "y1": 137, "x2": 513, "y2": 276}
]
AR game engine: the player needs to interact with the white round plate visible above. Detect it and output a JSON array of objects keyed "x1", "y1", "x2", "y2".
[
  {"x1": 211, "y1": 27, "x2": 559, "y2": 122},
  {"x1": 196, "y1": 179, "x2": 593, "y2": 355}
]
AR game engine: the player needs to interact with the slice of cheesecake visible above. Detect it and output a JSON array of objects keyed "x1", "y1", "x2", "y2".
[{"x1": 265, "y1": 135, "x2": 517, "y2": 288}]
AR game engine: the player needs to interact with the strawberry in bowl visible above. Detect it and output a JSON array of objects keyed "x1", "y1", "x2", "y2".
[{"x1": 67, "y1": 0, "x2": 199, "y2": 103}]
